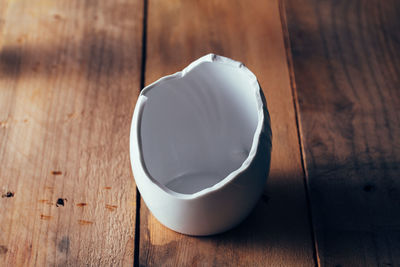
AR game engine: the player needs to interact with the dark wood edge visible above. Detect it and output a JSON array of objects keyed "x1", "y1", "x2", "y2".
[
  {"x1": 278, "y1": 1, "x2": 319, "y2": 266},
  {"x1": 134, "y1": 0, "x2": 149, "y2": 266}
]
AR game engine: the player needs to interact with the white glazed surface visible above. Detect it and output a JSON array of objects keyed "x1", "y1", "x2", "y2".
[{"x1": 130, "y1": 54, "x2": 272, "y2": 235}]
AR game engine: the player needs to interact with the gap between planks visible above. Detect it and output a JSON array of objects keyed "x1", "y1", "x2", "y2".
[
  {"x1": 134, "y1": 0, "x2": 148, "y2": 266},
  {"x1": 279, "y1": 0, "x2": 319, "y2": 266}
]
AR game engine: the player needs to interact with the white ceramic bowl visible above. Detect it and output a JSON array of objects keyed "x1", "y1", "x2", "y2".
[{"x1": 130, "y1": 54, "x2": 272, "y2": 236}]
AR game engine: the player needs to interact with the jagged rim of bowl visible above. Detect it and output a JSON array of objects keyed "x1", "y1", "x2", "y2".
[{"x1": 130, "y1": 53, "x2": 265, "y2": 199}]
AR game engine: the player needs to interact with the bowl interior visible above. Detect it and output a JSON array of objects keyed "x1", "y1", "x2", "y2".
[{"x1": 139, "y1": 62, "x2": 259, "y2": 194}]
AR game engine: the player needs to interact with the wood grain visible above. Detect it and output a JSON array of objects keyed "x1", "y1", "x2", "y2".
[
  {"x1": 0, "y1": 0, "x2": 143, "y2": 265},
  {"x1": 139, "y1": 0, "x2": 315, "y2": 266},
  {"x1": 285, "y1": 0, "x2": 400, "y2": 266}
]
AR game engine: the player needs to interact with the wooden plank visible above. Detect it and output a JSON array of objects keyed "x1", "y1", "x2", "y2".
[
  {"x1": 0, "y1": 0, "x2": 143, "y2": 265},
  {"x1": 285, "y1": 0, "x2": 400, "y2": 266},
  {"x1": 139, "y1": 0, "x2": 315, "y2": 266}
]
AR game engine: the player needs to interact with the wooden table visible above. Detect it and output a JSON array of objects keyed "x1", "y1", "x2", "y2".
[{"x1": 0, "y1": 0, "x2": 399, "y2": 266}]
